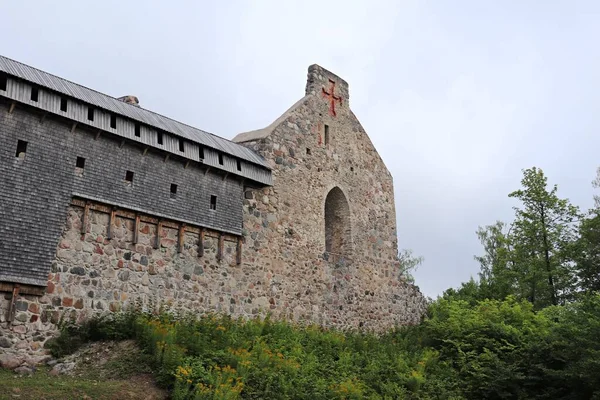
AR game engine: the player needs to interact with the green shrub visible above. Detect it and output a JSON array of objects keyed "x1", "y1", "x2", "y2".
[
  {"x1": 45, "y1": 311, "x2": 138, "y2": 358},
  {"x1": 133, "y1": 312, "x2": 462, "y2": 399}
]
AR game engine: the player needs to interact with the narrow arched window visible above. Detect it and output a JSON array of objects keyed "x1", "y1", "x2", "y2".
[{"x1": 324, "y1": 187, "x2": 351, "y2": 259}]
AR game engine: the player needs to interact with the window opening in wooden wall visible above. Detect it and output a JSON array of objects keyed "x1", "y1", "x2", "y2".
[
  {"x1": 179, "y1": 138, "x2": 185, "y2": 152},
  {"x1": 218, "y1": 153, "x2": 223, "y2": 165},
  {"x1": 199, "y1": 146, "x2": 204, "y2": 159},
  {"x1": 30, "y1": 87, "x2": 39, "y2": 102},
  {"x1": 0, "y1": 74, "x2": 6, "y2": 91},
  {"x1": 134, "y1": 123, "x2": 141, "y2": 137},
  {"x1": 157, "y1": 130, "x2": 163, "y2": 145},
  {"x1": 87, "y1": 107, "x2": 94, "y2": 121},
  {"x1": 15, "y1": 140, "x2": 28, "y2": 158},
  {"x1": 236, "y1": 160, "x2": 242, "y2": 171},
  {"x1": 110, "y1": 114, "x2": 117, "y2": 129},
  {"x1": 60, "y1": 98, "x2": 68, "y2": 112}
]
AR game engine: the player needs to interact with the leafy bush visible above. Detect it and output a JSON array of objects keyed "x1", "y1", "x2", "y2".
[
  {"x1": 420, "y1": 295, "x2": 600, "y2": 399},
  {"x1": 45, "y1": 311, "x2": 138, "y2": 358}
]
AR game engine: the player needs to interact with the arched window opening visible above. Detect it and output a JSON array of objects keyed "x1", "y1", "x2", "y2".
[{"x1": 324, "y1": 187, "x2": 351, "y2": 260}]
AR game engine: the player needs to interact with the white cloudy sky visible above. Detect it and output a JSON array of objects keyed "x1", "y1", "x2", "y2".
[{"x1": 3, "y1": 1, "x2": 600, "y2": 297}]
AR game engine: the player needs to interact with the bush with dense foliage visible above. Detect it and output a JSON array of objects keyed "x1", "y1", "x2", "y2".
[{"x1": 133, "y1": 312, "x2": 462, "y2": 399}]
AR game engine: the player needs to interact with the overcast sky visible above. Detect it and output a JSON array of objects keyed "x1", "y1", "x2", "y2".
[{"x1": 3, "y1": 1, "x2": 600, "y2": 298}]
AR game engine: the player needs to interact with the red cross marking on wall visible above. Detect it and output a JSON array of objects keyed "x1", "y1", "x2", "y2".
[{"x1": 322, "y1": 79, "x2": 342, "y2": 117}]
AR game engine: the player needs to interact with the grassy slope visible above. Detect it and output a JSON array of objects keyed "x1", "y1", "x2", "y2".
[{"x1": 0, "y1": 341, "x2": 166, "y2": 400}]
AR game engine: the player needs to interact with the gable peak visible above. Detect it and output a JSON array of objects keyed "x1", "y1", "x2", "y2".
[{"x1": 305, "y1": 64, "x2": 350, "y2": 108}]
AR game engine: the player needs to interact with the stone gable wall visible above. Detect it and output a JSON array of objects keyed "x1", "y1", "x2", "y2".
[{"x1": 236, "y1": 66, "x2": 427, "y2": 331}]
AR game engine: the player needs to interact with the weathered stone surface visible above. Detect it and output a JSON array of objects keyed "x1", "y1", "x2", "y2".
[
  {"x1": 70, "y1": 266, "x2": 86, "y2": 276},
  {"x1": 25, "y1": 355, "x2": 51, "y2": 367},
  {"x1": 49, "y1": 362, "x2": 75, "y2": 376},
  {"x1": 0, "y1": 64, "x2": 426, "y2": 358},
  {"x1": 0, "y1": 337, "x2": 12, "y2": 348},
  {"x1": 0, "y1": 354, "x2": 22, "y2": 370},
  {"x1": 14, "y1": 365, "x2": 34, "y2": 375}
]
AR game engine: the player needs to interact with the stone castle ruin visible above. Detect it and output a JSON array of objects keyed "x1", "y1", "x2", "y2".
[{"x1": 0, "y1": 55, "x2": 426, "y2": 357}]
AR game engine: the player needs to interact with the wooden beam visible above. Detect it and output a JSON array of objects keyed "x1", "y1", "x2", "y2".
[
  {"x1": 40, "y1": 112, "x2": 48, "y2": 124},
  {"x1": 95, "y1": 130, "x2": 102, "y2": 140},
  {"x1": 164, "y1": 153, "x2": 170, "y2": 162},
  {"x1": 81, "y1": 201, "x2": 91, "y2": 235},
  {"x1": 222, "y1": 172, "x2": 229, "y2": 181},
  {"x1": 236, "y1": 237, "x2": 243, "y2": 265},
  {"x1": 107, "y1": 207, "x2": 116, "y2": 239},
  {"x1": 142, "y1": 147, "x2": 149, "y2": 156},
  {"x1": 184, "y1": 160, "x2": 190, "y2": 169},
  {"x1": 71, "y1": 122, "x2": 78, "y2": 133},
  {"x1": 133, "y1": 214, "x2": 140, "y2": 244},
  {"x1": 119, "y1": 139, "x2": 126, "y2": 149},
  {"x1": 217, "y1": 233, "x2": 224, "y2": 262},
  {"x1": 198, "y1": 228, "x2": 205, "y2": 257},
  {"x1": 204, "y1": 166, "x2": 211, "y2": 176},
  {"x1": 7, "y1": 285, "x2": 19, "y2": 324},
  {"x1": 154, "y1": 219, "x2": 163, "y2": 249},
  {"x1": 8, "y1": 101, "x2": 16, "y2": 114},
  {"x1": 177, "y1": 224, "x2": 186, "y2": 253},
  {"x1": 0, "y1": 282, "x2": 44, "y2": 296}
]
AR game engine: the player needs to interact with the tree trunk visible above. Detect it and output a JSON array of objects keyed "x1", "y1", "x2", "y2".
[{"x1": 540, "y1": 204, "x2": 557, "y2": 305}]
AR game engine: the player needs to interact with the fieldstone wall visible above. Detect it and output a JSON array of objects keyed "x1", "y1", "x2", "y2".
[
  {"x1": 233, "y1": 64, "x2": 427, "y2": 330},
  {"x1": 0, "y1": 64, "x2": 427, "y2": 367}
]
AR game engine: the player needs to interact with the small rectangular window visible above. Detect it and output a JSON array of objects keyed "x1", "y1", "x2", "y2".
[
  {"x1": 87, "y1": 107, "x2": 94, "y2": 121},
  {"x1": 324, "y1": 124, "x2": 330, "y2": 145},
  {"x1": 218, "y1": 153, "x2": 223, "y2": 165},
  {"x1": 0, "y1": 74, "x2": 7, "y2": 91},
  {"x1": 125, "y1": 170, "x2": 134, "y2": 183},
  {"x1": 306, "y1": 148, "x2": 311, "y2": 155},
  {"x1": 199, "y1": 146, "x2": 204, "y2": 159},
  {"x1": 236, "y1": 160, "x2": 242, "y2": 171},
  {"x1": 110, "y1": 114, "x2": 117, "y2": 129},
  {"x1": 210, "y1": 195, "x2": 217, "y2": 210},
  {"x1": 134, "y1": 123, "x2": 141, "y2": 137},
  {"x1": 15, "y1": 140, "x2": 27, "y2": 158},
  {"x1": 30, "y1": 87, "x2": 39, "y2": 102},
  {"x1": 157, "y1": 130, "x2": 163, "y2": 145},
  {"x1": 179, "y1": 138, "x2": 185, "y2": 152},
  {"x1": 60, "y1": 98, "x2": 68, "y2": 112},
  {"x1": 170, "y1": 183, "x2": 178, "y2": 198},
  {"x1": 76, "y1": 157, "x2": 85, "y2": 169}
]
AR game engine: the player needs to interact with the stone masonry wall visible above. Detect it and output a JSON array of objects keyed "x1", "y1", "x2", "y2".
[
  {"x1": 0, "y1": 65, "x2": 427, "y2": 368},
  {"x1": 1, "y1": 202, "x2": 244, "y2": 365},
  {"x1": 234, "y1": 64, "x2": 427, "y2": 331}
]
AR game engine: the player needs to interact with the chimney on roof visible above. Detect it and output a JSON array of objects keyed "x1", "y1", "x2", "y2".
[{"x1": 117, "y1": 95, "x2": 140, "y2": 107}]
